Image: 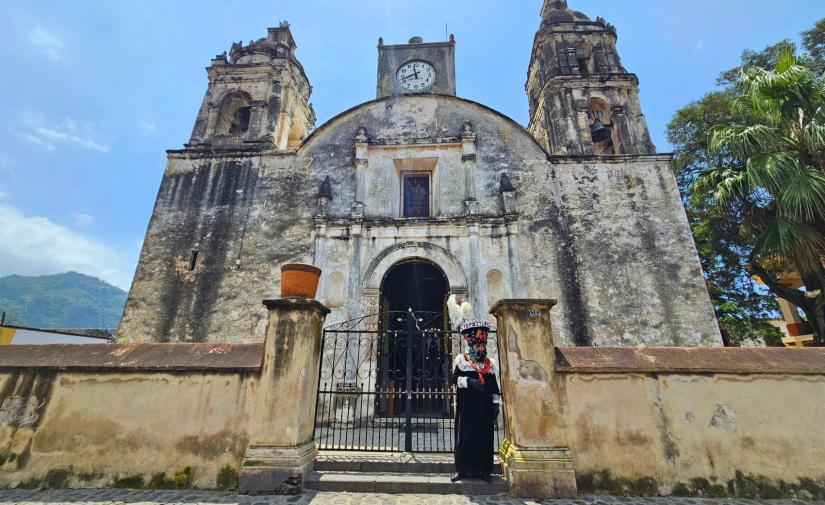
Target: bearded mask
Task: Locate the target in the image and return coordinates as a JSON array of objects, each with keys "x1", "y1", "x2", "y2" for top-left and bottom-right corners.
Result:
[
  {"x1": 468, "y1": 342, "x2": 487, "y2": 362},
  {"x1": 466, "y1": 329, "x2": 488, "y2": 362}
]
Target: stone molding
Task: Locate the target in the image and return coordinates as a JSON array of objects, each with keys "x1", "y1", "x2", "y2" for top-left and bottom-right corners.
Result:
[{"x1": 361, "y1": 241, "x2": 468, "y2": 292}]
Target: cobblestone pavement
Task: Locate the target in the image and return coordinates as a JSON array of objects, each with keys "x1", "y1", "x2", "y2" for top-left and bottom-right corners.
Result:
[{"x1": 0, "y1": 490, "x2": 821, "y2": 505}]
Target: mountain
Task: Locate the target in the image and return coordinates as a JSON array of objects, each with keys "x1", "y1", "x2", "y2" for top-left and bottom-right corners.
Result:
[{"x1": 0, "y1": 272, "x2": 127, "y2": 329}]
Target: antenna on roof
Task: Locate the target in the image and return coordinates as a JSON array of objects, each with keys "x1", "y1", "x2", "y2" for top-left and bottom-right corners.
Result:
[{"x1": 445, "y1": 23, "x2": 448, "y2": 41}]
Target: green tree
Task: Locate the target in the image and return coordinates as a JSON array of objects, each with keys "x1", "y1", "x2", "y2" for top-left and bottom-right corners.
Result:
[
  {"x1": 669, "y1": 91, "x2": 783, "y2": 346},
  {"x1": 667, "y1": 19, "x2": 825, "y2": 346},
  {"x1": 696, "y1": 52, "x2": 825, "y2": 345}
]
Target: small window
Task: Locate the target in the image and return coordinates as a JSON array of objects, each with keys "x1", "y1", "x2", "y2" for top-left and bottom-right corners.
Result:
[
  {"x1": 188, "y1": 250, "x2": 199, "y2": 271},
  {"x1": 576, "y1": 47, "x2": 589, "y2": 75},
  {"x1": 402, "y1": 174, "x2": 430, "y2": 218}
]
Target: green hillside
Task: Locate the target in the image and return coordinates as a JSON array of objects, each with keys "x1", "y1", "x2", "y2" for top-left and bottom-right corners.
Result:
[{"x1": 0, "y1": 272, "x2": 127, "y2": 328}]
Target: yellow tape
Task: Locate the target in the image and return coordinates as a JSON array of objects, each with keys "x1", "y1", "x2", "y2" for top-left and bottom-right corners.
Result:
[{"x1": 0, "y1": 327, "x2": 15, "y2": 345}]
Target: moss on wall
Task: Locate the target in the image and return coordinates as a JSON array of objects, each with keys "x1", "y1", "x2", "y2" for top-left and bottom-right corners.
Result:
[{"x1": 577, "y1": 468, "x2": 825, "y2": 500}]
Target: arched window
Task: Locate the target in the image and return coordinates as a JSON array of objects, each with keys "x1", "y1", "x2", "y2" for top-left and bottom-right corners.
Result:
[
  {"x1": 214, "y1": 91, "x2": 252, "y2": 135},
  {"x1": 230, "y1": 106, "x2": 251, "y2": 134},
  {"x1": 576, "y1": 43, "x2": 592, "y2": 75},
  {"x1": 586, "y1": 97, "x2": 615, "y2": 154}
]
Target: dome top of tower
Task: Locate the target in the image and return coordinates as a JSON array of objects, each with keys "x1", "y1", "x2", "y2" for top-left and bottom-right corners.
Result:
[{"x1": 540, "y1": 0, "x2": 590, "y2": 24}]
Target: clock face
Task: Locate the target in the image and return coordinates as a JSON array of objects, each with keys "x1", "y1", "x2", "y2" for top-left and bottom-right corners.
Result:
[{"x1": 396, "y1": 61, "x2": 436, "y2": 92}]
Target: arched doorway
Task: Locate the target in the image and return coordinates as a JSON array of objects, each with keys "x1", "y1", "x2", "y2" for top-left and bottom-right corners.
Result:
[
  {"x1": 378, "y1": 259, "x2": 450, "y2": 417},
  {"x1": 380, "y1": 259, "x2": 449, "y2": 316}
]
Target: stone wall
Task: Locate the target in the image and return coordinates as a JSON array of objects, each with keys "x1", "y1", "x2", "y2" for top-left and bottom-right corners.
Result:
[
  {"x1": 492, "y1": 299, "x2": 825, "y2": 499},
  {"x1": 0, "y1": 298, "x2": 823, "y2": 498},
  {"x1": 0, "y1": 299, "x2": 329, "y2": 493},
  {"x1": 0, "y1": 347, "x2": 260, "y2": 489},
  {"x1": 120, "y1": 94, "x2": 720, "y2": 348},
  {"x1": 516, "y1": 155, "x2": 720, "y2": 346},
  {"x1": 555, "y1": 348, "x2": 825, "y2": 498}
]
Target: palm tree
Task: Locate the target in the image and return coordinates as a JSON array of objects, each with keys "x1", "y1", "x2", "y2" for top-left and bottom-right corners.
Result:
[{"x1": 693, "y1": 52, "x2": 825, "y2": 345}]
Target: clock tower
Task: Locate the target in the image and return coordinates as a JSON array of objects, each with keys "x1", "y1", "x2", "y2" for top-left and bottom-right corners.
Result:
[{"x1": 376, "y1": 35, "x2": 456, "y2": 98}]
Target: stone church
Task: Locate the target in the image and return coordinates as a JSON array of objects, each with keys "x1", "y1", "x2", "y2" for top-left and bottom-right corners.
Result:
[{"x1": 118, "y1": 0, "x2": 721, "y2": 347}]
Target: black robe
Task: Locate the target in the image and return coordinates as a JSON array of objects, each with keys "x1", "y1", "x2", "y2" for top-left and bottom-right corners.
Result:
[{"x1": 451, "y1": 354, "x2": 500, "y2": 475}]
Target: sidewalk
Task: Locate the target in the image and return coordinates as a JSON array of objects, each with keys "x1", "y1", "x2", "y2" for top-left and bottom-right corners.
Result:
[{"x1": 0, "y1": 489, "x2": 820, "y2": 505}]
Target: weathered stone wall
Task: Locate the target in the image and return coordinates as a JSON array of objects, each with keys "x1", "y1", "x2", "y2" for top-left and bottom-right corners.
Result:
[
  {"x1": 492, "y1": 298, "x2": 824, "y2": 498},
  {"x1": 516, "y1": 155, "x2": 721, "y2": 346},
  {"x1": 120, "y1": 94, "x2": 720, "y2": 347},
  {"x1": 118, "y1": 151, "x2": 316, "y2": 343},
  {"x1": 553, "y1": 351, "x2": 825, "y2": 497},
  {"x1": 0, "y1": 299, "x2": 329, "y2": 493},
  {"x1": 0, "y1": 370, "x2": 254, "y2": 489}
]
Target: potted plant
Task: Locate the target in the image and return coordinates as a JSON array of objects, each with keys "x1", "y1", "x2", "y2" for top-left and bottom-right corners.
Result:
[{"x1": 280, "y1": 263, "x2": 322, "y2": 298}]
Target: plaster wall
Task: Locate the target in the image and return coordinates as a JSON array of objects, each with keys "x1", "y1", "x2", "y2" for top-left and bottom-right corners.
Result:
[
  {"x1": 0, "y1": 370, "x2": 256, "y2": 489},
  {"x1": 557, "y1": 371, "x2": 825, "y2": 496}
]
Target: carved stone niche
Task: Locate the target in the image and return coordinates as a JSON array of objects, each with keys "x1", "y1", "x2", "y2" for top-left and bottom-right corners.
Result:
[
  {"x1": 461, "y1": 121, "x2": 477, "y2": 162},
  {"x1": 500, "y1": 173, "x2": 517, "y2": 214},
  {"x1": 354, "y1": 127, "x2": 369, "y2": 168},
  {"x1": 316, "y1": 176, "x2": 332, "y2": 217}
]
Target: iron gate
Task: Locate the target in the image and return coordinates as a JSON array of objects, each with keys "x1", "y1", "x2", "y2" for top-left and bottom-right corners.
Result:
[{"x1": 313, "y1": 310, "x2": 504, "y2": 453}]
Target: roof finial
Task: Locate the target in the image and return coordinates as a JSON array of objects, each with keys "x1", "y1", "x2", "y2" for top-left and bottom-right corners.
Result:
[{"x1": 541, "y1": 0, "x2": 568, "y2": 17}]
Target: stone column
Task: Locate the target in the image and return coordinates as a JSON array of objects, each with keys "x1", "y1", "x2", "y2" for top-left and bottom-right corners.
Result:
[
  {"x1": 490, "y1": 299, "x2": 577, "y2": 499},
  {"x1": 240, "y1": 298, "x2": 330, "y2": 494}
]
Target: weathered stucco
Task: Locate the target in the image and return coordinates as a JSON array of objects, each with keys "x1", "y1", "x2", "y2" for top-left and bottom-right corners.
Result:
[
  {"x1": 0, "y1": 369, "x2": 256, "y2": 489},
  {"x1": 491, "y1": 299, "x2": 825, "y2": 499},
  {"x1": 118, "y1": 6, "x2": 720, "y2": 347},
  {"x1": 0, "y1": 299, "x2": 822, "y2": 497},
  {"x1": 560, "y1": 371, "x2": 825, "y2": 497},
  {"x1": 0, "y1": 299, "x2": 329, "y2": 493},
  {"x1": 119, "y1": 93, "x2": 720, "y2": 348}
]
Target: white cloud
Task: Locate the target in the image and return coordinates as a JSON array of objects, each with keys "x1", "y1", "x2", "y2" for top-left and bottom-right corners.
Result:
[
  {"x1": 695, "y1": 40, "x2": 704, "y2": 52},
  {"x1": 73, "y1": 213, "x2": 95, "y2": 227},
  {"x1": 138, "y1": 119, "x2": 156, "y2": 134},
  {"x1": 19, "y1": 112, "x2": 109, "y2": 153},
  {"x1": 28, "y1": 26, "x2": 65, "y2": 61},
  {"x1": 0, "y1": 203, "x2": 131, "y2": 289},
  {"x1": 21, "y1": 133, "x2": 55, "y2": 151}
]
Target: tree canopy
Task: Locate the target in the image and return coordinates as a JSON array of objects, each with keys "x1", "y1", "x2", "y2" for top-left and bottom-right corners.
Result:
[{"x1": 667, "y1": 19, "x2": 825, "y2": 346}]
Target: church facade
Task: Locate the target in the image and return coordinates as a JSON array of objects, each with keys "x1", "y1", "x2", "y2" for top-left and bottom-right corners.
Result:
[{"x1": 118, "y1": 0, "x2": 721, "y2": 347}]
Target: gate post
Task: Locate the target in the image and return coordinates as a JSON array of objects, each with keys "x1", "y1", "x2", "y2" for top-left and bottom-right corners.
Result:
[
  {"x1": 490, "y1": 299, "x2": 577, "y2": 499},
  {"x1": 240, "y1": 297, "x2": 330, "y2": 494}
]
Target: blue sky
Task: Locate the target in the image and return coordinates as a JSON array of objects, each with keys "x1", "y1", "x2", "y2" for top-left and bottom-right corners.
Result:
[{"x1": 0, "y1": 0, "x2": 822, "y2": 290}]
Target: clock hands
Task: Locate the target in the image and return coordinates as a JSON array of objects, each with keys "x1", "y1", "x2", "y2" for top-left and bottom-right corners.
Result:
[{"x1": 400, "y1": 69, "x2": 420, "y2": 81}]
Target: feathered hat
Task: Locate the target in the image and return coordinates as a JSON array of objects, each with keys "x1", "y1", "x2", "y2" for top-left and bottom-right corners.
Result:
[{"x1": 447, "y1": 294, "x2": 490, "y2": 336}]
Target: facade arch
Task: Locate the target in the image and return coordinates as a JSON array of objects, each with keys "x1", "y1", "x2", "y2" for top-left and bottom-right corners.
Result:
[{"x1": 362, "y1": 241, "x2": 468, "y2": 295}]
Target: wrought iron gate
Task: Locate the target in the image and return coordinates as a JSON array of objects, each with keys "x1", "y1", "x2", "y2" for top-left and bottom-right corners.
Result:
[{"x1": 313, "y1": 310, "x2": 503, "y2": 453}]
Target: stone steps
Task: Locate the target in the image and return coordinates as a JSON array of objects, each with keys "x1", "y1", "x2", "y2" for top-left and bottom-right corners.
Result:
[
  {"x1": 316, "y1": 457, "x2": 502, "y2": 474},
  {"x1": 308, "y1": 451, "x2": 507, "y2": 494},
  {"x1": 304, "y1": 470, "x2": 508, "y2": 494}
]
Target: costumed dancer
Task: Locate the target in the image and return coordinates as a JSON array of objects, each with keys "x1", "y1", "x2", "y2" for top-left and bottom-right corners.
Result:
[{"x1": 447, "y1": 294, "x2": 501, "y2": 483}]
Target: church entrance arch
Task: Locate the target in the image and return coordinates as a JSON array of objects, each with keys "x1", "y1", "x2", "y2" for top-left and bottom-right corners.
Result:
[
  {"x1": 379, "y1": 258, "x2": 449, "y2": 320},
  {"x1": 313, "y1": 256, "x2": 504, "y2": 453}
]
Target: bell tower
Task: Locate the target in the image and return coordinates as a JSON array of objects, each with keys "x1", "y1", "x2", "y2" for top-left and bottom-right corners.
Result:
[
  {"x1": 526, "y1": 0, "x2": 655, "y2": 155},
  {"x1": 187, "y1": 22, "x2": 315, "y2": 151}
]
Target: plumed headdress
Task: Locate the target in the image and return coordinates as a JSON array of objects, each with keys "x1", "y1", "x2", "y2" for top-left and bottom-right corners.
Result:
[{"x1": 447, "y1": 294, "x2": 490, "y2": 337}]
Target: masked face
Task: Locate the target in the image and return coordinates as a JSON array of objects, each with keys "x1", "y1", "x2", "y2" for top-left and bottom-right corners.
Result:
[
  {"x1": 467, "y1": 329, "x2": 489, "y2": 362},
  {"x1": 470, "y1": 341, "x2": 487, "y2": 361}
]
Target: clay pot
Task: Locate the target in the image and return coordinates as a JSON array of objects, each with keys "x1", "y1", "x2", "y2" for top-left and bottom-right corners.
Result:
[{"x1": 280, "y1": 263, "x2": 322, "y2": 298}]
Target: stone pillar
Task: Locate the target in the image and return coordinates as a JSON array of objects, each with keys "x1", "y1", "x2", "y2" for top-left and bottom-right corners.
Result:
[
  {"x1": 490, "y1": 299, "x2": 577, "y2": 499},
  {"x1": 240, "y1": 298, "x2": 330, "y2": 494}
]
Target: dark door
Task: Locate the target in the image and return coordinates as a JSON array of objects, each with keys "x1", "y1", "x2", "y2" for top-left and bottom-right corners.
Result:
[{"x1": 378, "y1": 260, "x2": 449, "y2": 416}]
